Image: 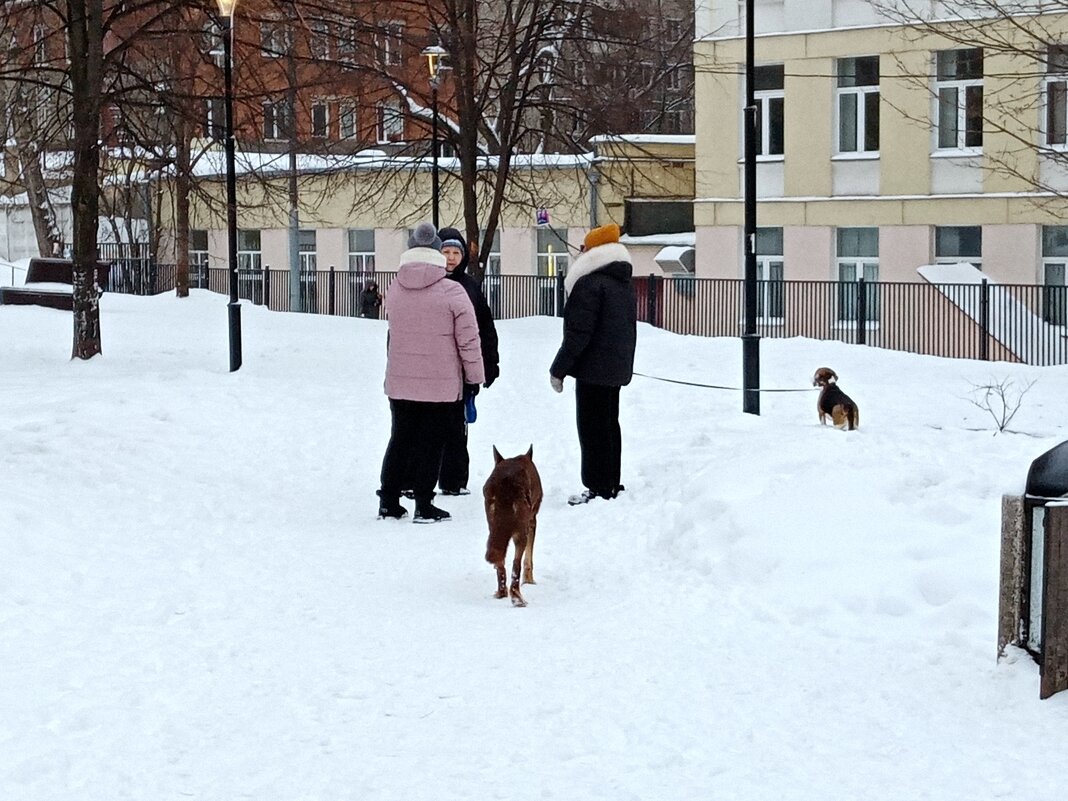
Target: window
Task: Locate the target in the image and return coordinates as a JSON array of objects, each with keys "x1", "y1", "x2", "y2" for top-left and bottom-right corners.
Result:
[
  {"x1": 260, "y1": 20, "x2": 290, "y2": 58},
  {"x1": 263, "y1": 100, "x2": 292, "y2": 140},
  {"x1": 339, "y1": 102, "x2": 357, "y2": 139},
  {"x1": 205, "y1": 97, "x2": 225, "y2": 140},
  {"x1": 376, "y1": 22, "x2": 404, "y2": 66},
  {"x1": 237, "y1": 230, "x2": 261, "y2": 271},
  {"x1": 537, "y1": 227, "x2": 569, "y2": 276},
  {"x1": 237, "y1": 229, "x2": 263, "y2": 303},
  {"x1": 33, "y1": 25, "x2": 48, "y2": 64},
  {"x1": 935, "y1": 225, "x2": 982, "y2": 267},
  {"x1": 837, "y1": 56, "x2": 879, "y2": 154},
  {"x1": 480, "y1": 228, "x2": 503, "y2": 276},
  {"x1": 936, "y1": 48, "x2": 983, "y2": 150},
  {"x1": 1042, "y1": 226, "x2": 1068, "y2": 325},
  {"x1": 339, "y1": 103, "x2": 357, "y2": 139},
  {"x1": 667, "y1": 65, "x2": 683, "y2": 91},
  {"x1": 189, "y1": 229, "x2": 209, "y2": 288},
  {"x1": 299, "y1": 230, "x2": 318, "y2": 310},
  {"x1": 836, "y1": 227, "x2": 879, "y2": 322},
  {"x1": 336, "y1": 23, "x2": 357, "y2": 65},
  {"x1": 376, "y1": 100, "x2": 404, "y2": 142},
  {"x1": 348, "y1": 229, "x2": 376, "y2": 272},
  {"x1": 310, "y1": 18, "x2": 331, "y2": 60},
  {"x1": 753, "y1": 65, "x2": 785, "y2": 157},
  {"x1": 1045, "y1": 45, "x2": 1068, "y2": 146},
  {"x1": 755, "y1": 227, "x2": 784, "y2": 321},
  {"x1": 311, "y1": 101, "x2": 329, "y2": 138},
  {"x1": 298, "y1": 229, "x2": 317, "y2": 272},
  {"x1": 202, "y1": 20, "x2": 224, "y2": 62}
]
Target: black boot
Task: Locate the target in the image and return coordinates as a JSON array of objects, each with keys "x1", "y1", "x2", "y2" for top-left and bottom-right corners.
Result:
[
  {"x1": 414, "y1": 501, "x2": 451, "y2": 524},
  {"x1": 377, "y1": 490, "x2": 408, "y2": 520}
]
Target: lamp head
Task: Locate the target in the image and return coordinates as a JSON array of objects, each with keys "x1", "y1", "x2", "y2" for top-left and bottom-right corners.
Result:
[
  {"x1": 421, "y1": 43, "x2": 447, "y2": 79},
  {"x1": 217, "y1": 0, "x2": 237, "y2": 16}
]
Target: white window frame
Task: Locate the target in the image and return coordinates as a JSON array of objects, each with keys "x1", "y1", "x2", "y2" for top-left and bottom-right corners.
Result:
[
  {"x1": 298, "y1": 230, "x2": 317, "y2": 273},
  {"x1": 311, "y1": 100, "x2": 329, "y2": 138},
  {"x1": 753, "y1": 65, "x2": 784, "y2": 160},
  {"x1": 205, "y1": 97, "x2": 225, "y2": 140},
  {"x1": 836, "y1": 228, "x2": 880, "y2": 325},
  {"x1": 263, "y1": 100, "x2": 291, "y2": 141},
  {"x1": 836, "y1": 56, "x2": 880, "y2": 155},
  {"x1": 1045, "y1": 45, "x2": 1068, "y2": 148},
  {"x1": 376, "y1": 100, "x2": 404, "y2": 143},
  {"x1": 336, "y1": 23, "x2": 357, "y2": 66},
  {"x1": 377, "y1": 21, "x2": 404, "y2": 66},
  {"x1": 348, "y1": 229, "x2": 376, "y2": 272},
  {"x1": 259, "y1": 20, "x2": 290, "y2": 58},
  {"x1": 756, "y1": 255, "x2": 784, "y2": 323},
  {"x1": 339, "y1": 101, "x2": 357, "y2": 139},
  {"x1": 935, "y1": 49, "x2": 983, "y2": 152},
  {"x1": 309, "y1": 18, "x2": 331, "y2": 60},
  {"x1": 189, "y1": 229, "x2": 210, "y2": 285},
  {"x1": 537, "y1": 228, "x2": 569, "y2": 277}
]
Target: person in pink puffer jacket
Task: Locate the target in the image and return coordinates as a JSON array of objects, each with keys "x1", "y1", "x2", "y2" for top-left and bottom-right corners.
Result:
[{"x1": 377, "y1": 222, "x2": 485, "y2": 524}]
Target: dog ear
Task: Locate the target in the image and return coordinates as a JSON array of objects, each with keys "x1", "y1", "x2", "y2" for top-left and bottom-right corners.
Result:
[
  {"x1": 525, "y1": 444, "x2": 533, "y2": 459},
  {"x1": 493, "y1": 446, "x2": 503, "y2": 464}
]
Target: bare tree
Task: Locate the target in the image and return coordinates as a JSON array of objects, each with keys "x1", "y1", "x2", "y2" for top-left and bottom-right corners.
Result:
[{"x1": 871, "y1": 1, "x2": 1068, "y2": 200}]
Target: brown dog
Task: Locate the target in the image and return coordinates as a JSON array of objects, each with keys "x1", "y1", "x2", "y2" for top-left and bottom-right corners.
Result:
[
  {"x1": 812, "y1": 367, "x2": 859, "y2": 430},
  {"x1": 483, "y1": 445, "x2": 543, "y2": 607}
]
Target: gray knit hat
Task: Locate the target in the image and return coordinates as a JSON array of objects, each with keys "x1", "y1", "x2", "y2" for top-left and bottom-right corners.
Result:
[{"x1": 408, "y1": 221, "x2": 442, "y2": 251}]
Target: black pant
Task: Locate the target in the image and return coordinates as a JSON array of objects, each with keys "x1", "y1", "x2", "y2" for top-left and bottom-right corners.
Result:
[
  {"x1": 438, "y1": 402, "x2": 469, "y2": 491},
  {"x1": 575, "y1": 380, "x2": 622, "y2": 495},
  {"x1": 380, "y1": 399, "x2": 458, "y2": 504}
]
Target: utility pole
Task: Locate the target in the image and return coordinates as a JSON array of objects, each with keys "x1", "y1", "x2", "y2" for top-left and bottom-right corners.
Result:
[{"x1": 742, "y1": 0, "x2": 760, "y2": 414}]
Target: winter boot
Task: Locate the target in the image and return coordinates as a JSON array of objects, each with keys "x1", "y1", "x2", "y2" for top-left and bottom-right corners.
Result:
[
  {"x1": 413, "y1": 501, "x2": 451, "y2": 524},
  {"x1": 376, "y1": 490, "x2": 408, "y2": 520}
]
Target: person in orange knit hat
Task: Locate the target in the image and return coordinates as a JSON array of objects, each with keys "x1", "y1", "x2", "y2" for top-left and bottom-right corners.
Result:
[{"x1": 548, "y1": 223, "x2": 637, "y2": 505}]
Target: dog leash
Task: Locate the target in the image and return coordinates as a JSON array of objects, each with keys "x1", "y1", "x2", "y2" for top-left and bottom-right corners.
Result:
[{"x1": 633, "y1": 371, "x2": 818, "y2": 392}]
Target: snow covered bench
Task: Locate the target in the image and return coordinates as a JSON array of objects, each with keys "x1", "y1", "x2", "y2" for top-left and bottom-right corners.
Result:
[{"x1": 0, "y1": 258, "x2": 110, "y2": 312}]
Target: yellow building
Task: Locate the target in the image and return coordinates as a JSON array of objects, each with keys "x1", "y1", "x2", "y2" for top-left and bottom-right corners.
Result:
[
  {"x1": 694, "y1": 1, "x2": 1068, "y2": 293},
  {"x1": 162, "y1": 135, "x2": 694, "y2": 281}
]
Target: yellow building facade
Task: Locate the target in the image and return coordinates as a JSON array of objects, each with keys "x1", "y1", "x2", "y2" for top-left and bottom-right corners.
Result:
[{"x1": 694, "y1": 1, "x2": 1068, "y2": 289}]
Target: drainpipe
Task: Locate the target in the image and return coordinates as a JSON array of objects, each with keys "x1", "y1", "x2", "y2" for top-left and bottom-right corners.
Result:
[{"x1": 588, "y1": 164, "x2": 599, "y2": 230}]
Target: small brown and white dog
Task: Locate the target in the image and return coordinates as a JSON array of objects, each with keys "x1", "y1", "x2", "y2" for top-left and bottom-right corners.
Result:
[
  {"x1": 483, "y1": 446, "x2": 543, "y2": 607},
  {"x1": 812, "y1": 367, "x2": 860, "y2": 430}
]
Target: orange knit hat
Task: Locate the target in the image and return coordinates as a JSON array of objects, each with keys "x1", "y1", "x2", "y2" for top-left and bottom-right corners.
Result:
[{"x1": 583, "y1": 223, "x2": 621, "y2": 252}]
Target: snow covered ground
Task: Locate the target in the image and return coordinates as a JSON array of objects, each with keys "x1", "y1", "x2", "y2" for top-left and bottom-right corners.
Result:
[{"x1": 2, "y1": 291, "x2": 1067, "y2": 800}]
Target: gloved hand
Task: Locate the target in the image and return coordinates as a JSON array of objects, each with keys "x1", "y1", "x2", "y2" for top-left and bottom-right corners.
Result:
[
  {"x1": 483, "y1": 375, "x2": 496, "y2": 389},
  {"x1": 550, "y1": 374, "x2": 564, "y2": 394},
  {"x1": 464, "y1": 382, "x2": 480, "y2": 398}
]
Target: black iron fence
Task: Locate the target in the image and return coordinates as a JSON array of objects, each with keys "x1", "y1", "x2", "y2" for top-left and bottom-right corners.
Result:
[{"x1": 101, "y1": 260, "x2": 1068, "y2": 366}]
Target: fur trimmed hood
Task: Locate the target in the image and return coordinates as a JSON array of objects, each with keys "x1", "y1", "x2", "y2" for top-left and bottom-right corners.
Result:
[{"x1": 564, "y1": 242, "x2": 632, "y2": 295}]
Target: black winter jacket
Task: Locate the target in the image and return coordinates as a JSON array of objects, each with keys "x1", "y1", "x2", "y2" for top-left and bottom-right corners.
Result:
[
  {"x1": 549, "y1": 242, "x2": 636, "y2": 386},
  {"x1": 439, "y1": 232, "x2": 501, "y2": 387}
]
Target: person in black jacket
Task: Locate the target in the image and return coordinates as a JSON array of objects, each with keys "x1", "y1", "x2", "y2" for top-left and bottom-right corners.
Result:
[
  {"x1": 549, "y1": 223, "x2": 637, "y2": 505},
  {"x1": 358, "y1": 280, "x2": 382, "y2": 318},
  {"x1": 436, "y1": 226, "x2": 500, "y2": 495}
]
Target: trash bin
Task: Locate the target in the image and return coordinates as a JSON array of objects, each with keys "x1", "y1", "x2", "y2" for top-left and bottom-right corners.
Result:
[{"x1": 999, "y1": 440, "x2": 1068, "y2": 699}]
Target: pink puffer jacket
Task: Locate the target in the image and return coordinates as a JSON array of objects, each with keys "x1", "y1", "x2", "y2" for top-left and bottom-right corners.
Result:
[{"x1": 383, "y1": 247, "x2": 486, "y2": 401}]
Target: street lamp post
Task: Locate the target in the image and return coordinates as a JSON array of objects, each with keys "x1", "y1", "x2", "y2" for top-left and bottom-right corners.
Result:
[
  {"x1": 422, "y1": 44, "x2": 447, "y2": 228},
  {"x1": 742, "y1": 0, "x2": 760, "y2": 414},
  {"x1": 219, "y1": 0, "x2": 242, "y2": 372}
]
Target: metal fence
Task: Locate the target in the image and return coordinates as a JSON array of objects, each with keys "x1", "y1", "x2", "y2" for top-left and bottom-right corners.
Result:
[{"x1": 101, "y1": 259, "x2": 1068, "y2": 366}]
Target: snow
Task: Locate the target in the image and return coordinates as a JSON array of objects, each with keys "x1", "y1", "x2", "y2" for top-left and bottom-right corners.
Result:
[{"x1": 2, "y1": 292, "x2": 1068, "y2": 800}]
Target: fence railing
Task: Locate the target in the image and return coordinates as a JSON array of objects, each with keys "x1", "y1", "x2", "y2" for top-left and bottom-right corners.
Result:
[{"x1": 101, "y1": 260, "x2": 1068, "y2": 366}]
